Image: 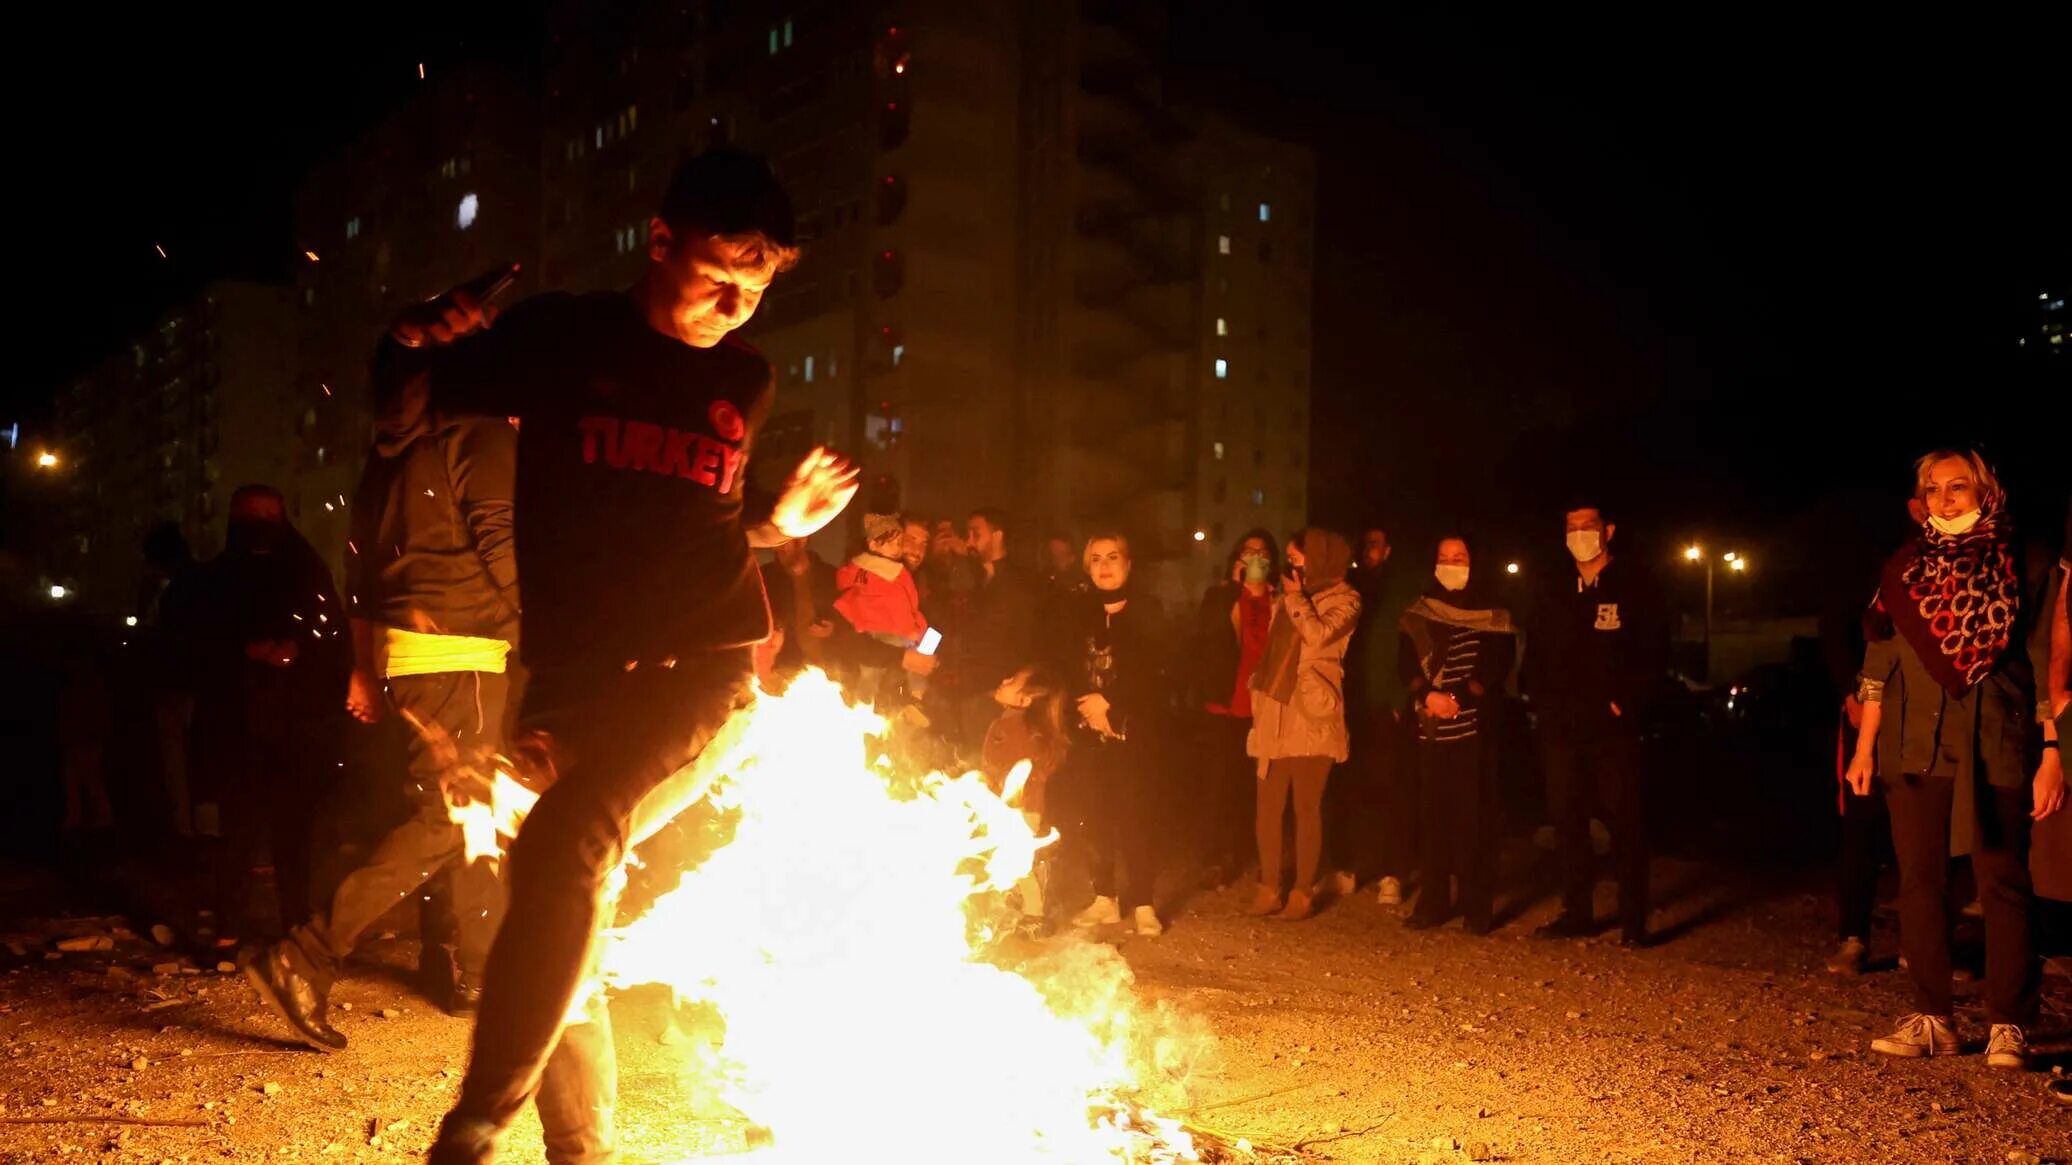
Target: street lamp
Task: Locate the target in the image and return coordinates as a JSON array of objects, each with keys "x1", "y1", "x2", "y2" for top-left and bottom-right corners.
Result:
[
  {"x1": 1505, "y1": 561, "x2": 1521, "y2": 575},
  {"x1": 1682, "y1": 546, "x2": 1748, "y2": 680},
  {"x1": 35, "y1": 450, "x2": 58, "y2": 469}
]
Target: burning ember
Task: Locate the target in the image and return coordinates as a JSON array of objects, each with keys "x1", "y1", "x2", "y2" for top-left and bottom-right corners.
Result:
[{"x1": 454, "y1": 670, "x2": 1230, "y2": 1163}]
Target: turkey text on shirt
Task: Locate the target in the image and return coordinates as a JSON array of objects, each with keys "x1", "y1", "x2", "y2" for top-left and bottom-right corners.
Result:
[{"x1": 578, "y1": 415, "x2": 744, "y2": 493}]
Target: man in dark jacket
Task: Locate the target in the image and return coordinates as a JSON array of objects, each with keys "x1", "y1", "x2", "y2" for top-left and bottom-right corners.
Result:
[
  {"x1": 190, "y1": 486, "x2": 352, "y2": 946},
  {"x1": 246, "y1": 151, "x2": 857, "y2": 1164},
  {"x1": 245, "y1": 401, "x2": 521, "y2": 1048},
  {"x1": 1529, "y1": 501, "x2": 1667, "y2": 945},
  {"x1": 950, "y1": 507, "x2": 1039, "y2": 752},
  {"x1": 1342, "y1": 525, "x2": 1424, "y2": 902}
]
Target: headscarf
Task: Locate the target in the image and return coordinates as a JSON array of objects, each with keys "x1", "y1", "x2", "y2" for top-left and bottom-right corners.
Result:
[
  {"x1": 1869, "y1": 501, "x2": 2020, "y2": 696},
  {"x1": 1254, "y1": 528, "x2": 1353, "y2": 703}
]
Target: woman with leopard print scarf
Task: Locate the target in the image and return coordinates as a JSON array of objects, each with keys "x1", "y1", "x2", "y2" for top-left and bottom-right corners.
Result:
[{"x1": 1846, "y1": 449, "x2": 2048, "y2": 1074}]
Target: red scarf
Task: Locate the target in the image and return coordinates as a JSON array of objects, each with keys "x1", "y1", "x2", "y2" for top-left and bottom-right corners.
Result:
[{"x1": 1870, "y1": 506, "x2": 2019, "y2": 697}]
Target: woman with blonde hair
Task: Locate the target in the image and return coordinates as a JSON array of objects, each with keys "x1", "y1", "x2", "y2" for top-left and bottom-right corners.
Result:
[{"x1": 1846, "y1": 448, "x2": 2045, "y2": 1071}]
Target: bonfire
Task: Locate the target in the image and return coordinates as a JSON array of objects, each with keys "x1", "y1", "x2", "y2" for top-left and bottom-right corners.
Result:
[{"x1": 454, "y1": 670, "x2": 1263, "y2": 1163}]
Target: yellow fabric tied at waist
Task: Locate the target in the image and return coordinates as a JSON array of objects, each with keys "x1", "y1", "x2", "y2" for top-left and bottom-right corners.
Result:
[{"x1": 383, "y1": 627, "x2": 510, "y2": 677}]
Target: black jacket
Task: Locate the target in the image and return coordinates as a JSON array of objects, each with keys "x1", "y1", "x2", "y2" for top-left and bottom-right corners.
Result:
[
  {"x1": 1188, "y1": 580, "x2": 1246, "y2": 711},
  {"x1": 347, "y1": 412, "x2": 519, "y2": 643},
  {"x1": 954, "y1": 561, "x2": 1040, "y2": 695},
  {"x1": 1527, "y1": 557, "x2": 1668, "y2": 724},
  {"x1": 1053, "y1": 589, "x2": 1173, "y2": 745}
]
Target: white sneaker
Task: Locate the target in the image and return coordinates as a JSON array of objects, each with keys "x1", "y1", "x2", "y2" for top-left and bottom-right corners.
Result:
[
  {"x1": 1071, "y1": 896, "x2": 1120, "y2": 928},
  {"x1": 1870, "y1": 1013, "x2": 1959, "y2": 1058},
  {"x1": 1328, "y1": 870, "x2": 1357, "y2": 898},
  {"x1": 1131, "y1": 906, "x2": 1163, "y2": 937},
  {"x1": 1376, "y1": 876, "x2": 1403, "y2": 906},
  {"x1": 1985, "y1": 1024, "x2": 2029, "y2": 1070}
]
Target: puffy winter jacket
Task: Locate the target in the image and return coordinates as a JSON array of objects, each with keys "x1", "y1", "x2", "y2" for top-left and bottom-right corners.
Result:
[{"x1": 1247, "y1": 580, "x2": 1361, "y2": 764}]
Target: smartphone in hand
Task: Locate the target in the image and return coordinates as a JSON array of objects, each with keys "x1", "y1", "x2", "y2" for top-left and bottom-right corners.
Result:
[{"x1": 917, "y1": 627, "x2": 943, "y2": 657}]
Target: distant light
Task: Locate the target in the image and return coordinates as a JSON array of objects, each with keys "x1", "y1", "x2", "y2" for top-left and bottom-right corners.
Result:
[
  {"x1": 1258, "y1": 202, "x2": 1271, "y2": 223},
  {"x1": 418, "y1": 62, "x2": 426, "y2": 80},
  {"x1": 1722, "y1": 551, "x2": 1739, "y2": 563},
  {"x1": 36, "y1": 450, "x2": 58, "y2": 469},
  {"x1": 321, "y1": 383, "x2": 332, "y2": 397},
  {"x1": 457, "y1": 192, "x2": 479, "y2": 230},
  {"x1": 1684, "y1": 544, "x2": 1702, "y2": 561},
  {"x1": 154, "y1": 243, "x2": 167, "y2": 259},
  {"x1": 124, "y1": 616, "x2": 139, "y2": 627},
  {"x1": 1214, "y1": 358, "x2": 1228, "y2": 379},
  {"x1": 1729, "y1": 558, "x2": 1747, "y2": 572},
  {"x1": 324, "y1": 502, "x2": 335, "y2": 512},
  {"x1": 1193, "y1": 530, "x2": 1207, "y2": 542},
  {"x1": 304, "y1": 250, "x2": 321, "y2": 262},
  {"x1": 1505, "y1": 562, "x2": 1520, "y2": 575},
  {"x1": 48, "y1": 585, "x2": 67, "y2": 601}
]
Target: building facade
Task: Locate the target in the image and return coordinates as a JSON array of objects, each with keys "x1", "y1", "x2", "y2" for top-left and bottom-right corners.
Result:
[{"x1": 46, "y1": 280, "x2": 297, "y2": 612}]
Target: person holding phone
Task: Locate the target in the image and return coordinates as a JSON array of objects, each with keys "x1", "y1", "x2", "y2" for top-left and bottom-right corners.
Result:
[
  {"x1": 1247, "y1": 529, "x2": 1361, "y2": 921},
  {"x1": 833, "y1": 512, "x2": 934, "y2": 706}
]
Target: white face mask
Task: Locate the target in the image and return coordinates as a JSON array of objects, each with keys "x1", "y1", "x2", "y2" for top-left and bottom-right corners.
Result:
[
  {"x1": 1434, "y1": 564, "x2": 1470, "y2": 592},
  {"x1": 1928, "y1": 509, "x2": 1981, "y2": 536},
  {"x1": 1565, "y1": 530, "x2": 1604, "y2": 563}
]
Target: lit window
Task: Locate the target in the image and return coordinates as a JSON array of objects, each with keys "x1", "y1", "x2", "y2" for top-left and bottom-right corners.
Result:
[
  {"x1": 1259, "y1": 202, "x2": 1271, "y2": 223},
  {"x1": 783, "y1": 18, "x2": 794, "y2": 46},
  {"x1": 1217, "y1": 235, "x2": 1230, "y2": 255},
  {"x1": 595, "y1": 126, "x2": 604, "y2": 149},
  {"x1": 891, "y1": 344, "x2": 906, "y2": 366},
  {"x1": 1215, "y1": 317, "x2": 1227, "y2": 336},
  {"x1": 345, "y1": 217, "x2": 361, "y2": 239},
  {"x1": 769, "y1": 26, "x2": 779, "y2": 54},
  {"x1": 457, "y1": 193, "x2": 479, "y2": 230},
  {"x1": 1251, "y1": 488, "x2": 1266, "y2": 506},
  {"x1": 1214, "y1": 358, "x2": 1228, "y2": 379},
  {"x1": 1212, "y1": 441, "x2": 1225, "y2": 460},
  {"x1": 803, "y1": 355, "x2": 815, "y2": 383}
]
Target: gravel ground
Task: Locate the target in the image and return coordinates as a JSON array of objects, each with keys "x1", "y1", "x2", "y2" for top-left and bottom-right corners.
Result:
[{"x1": 2, "y1": 859, "x2": 2067, "y2": 1164}]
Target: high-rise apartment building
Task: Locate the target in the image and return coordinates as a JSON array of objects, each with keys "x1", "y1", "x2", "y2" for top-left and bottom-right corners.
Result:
[
  {"x1": 46, "y1": 281, "x2": 298, "y2": 610},
  {"x1": 538, "y1": 0, "x2": 1313, "y2": 599}
]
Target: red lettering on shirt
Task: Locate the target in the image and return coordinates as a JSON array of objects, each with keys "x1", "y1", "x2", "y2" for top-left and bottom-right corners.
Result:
[
  {"x1": 622, "y1": 421, "x2": 666, "y2": 473},
  {"x1": 687, "y1": 436, "x2": 723, "y2": 487},
  {"x1": 579, "y1": 416, "x2": 619, "y2": 465},
  {"x1": 658, "y1": 427, "x2": 697, "y2": 478}
]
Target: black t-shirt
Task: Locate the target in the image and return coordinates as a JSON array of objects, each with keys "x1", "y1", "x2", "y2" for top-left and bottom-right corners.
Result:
[{"x1": 380, "y1": 292, "x2": 776, "y2": 671}]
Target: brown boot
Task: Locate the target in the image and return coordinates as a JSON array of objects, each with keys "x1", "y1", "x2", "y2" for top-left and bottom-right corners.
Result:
[
  {"x1": 1275, "y1": 890, "x2": 1315, "y2": 921},
  {"x1": 1246, "y1": 885, "x2": 1283, "y2": 916}
]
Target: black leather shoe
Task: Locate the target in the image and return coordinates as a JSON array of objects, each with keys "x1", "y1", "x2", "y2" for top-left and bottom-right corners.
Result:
[
  {"x1": 1532, "y1": 912, "x2": 1597, "y2": 940},
  {"x1": 448, "y1": 974, "x2": 484, "y2": 1018},
  {"x1": 241, "y1": 942, "x2": 347, "y2": 1052}
]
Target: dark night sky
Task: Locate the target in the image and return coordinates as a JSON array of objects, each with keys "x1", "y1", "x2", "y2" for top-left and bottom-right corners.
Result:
[{"x1": 17, "y1": 6, "x2": 2069, "y2": 609}]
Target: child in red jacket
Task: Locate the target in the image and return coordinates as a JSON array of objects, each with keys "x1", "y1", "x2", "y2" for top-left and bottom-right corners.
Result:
[{"x1": 835, "y1": 513, "x2": 930, "y2": 703}]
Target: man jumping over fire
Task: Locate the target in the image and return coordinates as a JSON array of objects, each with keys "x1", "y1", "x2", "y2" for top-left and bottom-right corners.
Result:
[{"x1": 258, "y1": 150, "x2": 853, "y2": 1164}]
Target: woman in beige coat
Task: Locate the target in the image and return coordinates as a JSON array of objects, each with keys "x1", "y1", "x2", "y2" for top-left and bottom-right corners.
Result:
[{"x1": 1248, "y1": 528, "x2": 1361, "y2": 920}]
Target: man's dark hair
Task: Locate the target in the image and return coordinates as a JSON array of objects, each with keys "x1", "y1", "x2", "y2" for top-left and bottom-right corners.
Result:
[
  {"x1": 1562, "y1": 496, "x2": 1610, "y2": 520},
  {"x1": 970, "y1": 507, "x2": 1012, "y2": 545},
  {"x1": 659, "y1": 149, "x2": 798, "y2": 258}
]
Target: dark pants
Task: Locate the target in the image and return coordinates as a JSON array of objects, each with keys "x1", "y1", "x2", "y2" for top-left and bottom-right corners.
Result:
[
  {"x1": 1542, "y1": 713, "x2": 1648, "y2": 935},
  {"x1": 1414, "y1": 734, "x2": 1497, "y2": 926},
  {"x1": 438, "y1": 652, "x2": 753, "y2": 1165},
  {"x1": 200, "y1": 691, "x2": 340, "y2": 938},
  {"x1": 1256, "y1": 756, "x2": 1333, "y2": 895},
  {"x1": 291, "y1": 671, "x2": 510, "y2": 991},
  {"x1": 1355, "y1": 709, "x2": 1416, "y2": 880},
  {"x1": 1885, "y1": 773, "x2": 2038, "y2": 1024},
  {"x1": 1062, "y1": 740, "x2": 1161, "y2": 913},
  {"x1": 1195, "y1": 712, "x2": 1255, "y2": 881},
  {"x1": 1838, "y1": 781, "x2": 1893, "y2": 941}
]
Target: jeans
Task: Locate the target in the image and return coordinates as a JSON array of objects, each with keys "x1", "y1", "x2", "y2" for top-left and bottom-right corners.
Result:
[
  {"x1": 290, "y1": 670, "x2": 510, "y2": 990},
  {"x1": 436, "y1": 650, "x2": 753, "y2": 1165},
  {"x1": 1414, "y1": 734, "x2": 1497, "y2": 925},
  {"x1": 1885, "y1": 772, "x2": 2038, "y2": 1024},
  {"x1": 1542, "y1": 713, "x2": 1648, "y2": 935}
]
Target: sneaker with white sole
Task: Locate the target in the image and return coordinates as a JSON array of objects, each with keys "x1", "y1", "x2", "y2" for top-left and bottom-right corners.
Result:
[
  {"x1": 1376, "y1": 876, "x2": 1403, "y2": 906},
  {"x1": 1984, "y1": 1024, "x2": 2029, "y2": 1070},
  {"x1": 1870, "y1": 1013, "x2": 1959, "y2": 1058},
  {"x1": 1071, "y1": 895, "x2": 1120, "y2": 928},
  {"x1": 1131, "y1": 906, "x2": 1163, "y2": 937},
  {"x1": 1327, "y1": 870, "x2": 1357, "y2": 898}
]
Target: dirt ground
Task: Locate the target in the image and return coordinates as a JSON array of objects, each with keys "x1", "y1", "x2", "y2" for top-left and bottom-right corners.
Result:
[{"x1": 2, "y1": 859, "x2": 2068, "y2": 1165}]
